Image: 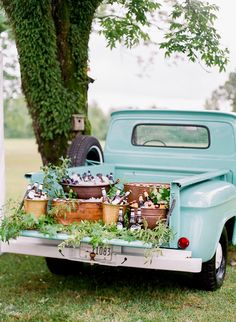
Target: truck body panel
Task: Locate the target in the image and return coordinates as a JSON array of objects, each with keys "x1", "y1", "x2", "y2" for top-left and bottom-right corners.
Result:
[{"x1": 1, "y1": 109, "x2": 236, "y2": 279}]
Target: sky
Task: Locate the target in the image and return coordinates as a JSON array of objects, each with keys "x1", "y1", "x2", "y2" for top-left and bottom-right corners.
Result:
[{"x1": 88, "y1": 0, "x2": 236, "y2": 114}]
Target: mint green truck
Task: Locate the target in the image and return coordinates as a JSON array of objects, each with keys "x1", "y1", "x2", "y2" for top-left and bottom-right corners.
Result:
[{"x1": 1, "y1": 109, "x2": 236, "y2": 291}]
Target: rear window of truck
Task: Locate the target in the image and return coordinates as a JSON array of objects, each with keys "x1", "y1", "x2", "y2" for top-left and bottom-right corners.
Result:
[{"x1": 132, "y1": 124, "x2": 210, "y2": 148}]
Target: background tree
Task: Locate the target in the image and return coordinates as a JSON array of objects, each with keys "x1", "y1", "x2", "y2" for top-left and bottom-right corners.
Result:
[
  {"x1": 4, "y1": 97, "x2": 34, "y2": 138},
  {"x1": 0, "y1": 10, "x2": 21, "y2": 101},
  {"x1": 0, "y1": 0, "x2": 229, "y2": 164},
  {"x1": 205, "y1": 71, "x2": 236, "y2": 112},
  {"x1": 88, "y1": 102, "x2": 109, "y2": 141}
]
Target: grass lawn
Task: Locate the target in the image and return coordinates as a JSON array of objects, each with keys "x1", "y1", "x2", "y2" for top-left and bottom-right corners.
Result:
[
  {"x1": 1, "y1": 139, "x2": 236, "y2": 322},
  {"x1": 4, "y1": 139, "x2": 42, "y2": 200}
]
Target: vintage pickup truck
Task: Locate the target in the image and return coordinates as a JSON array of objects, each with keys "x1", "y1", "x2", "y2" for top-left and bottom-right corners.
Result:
[{"x1": 1, "y1": 109, "x2": 236, "y2": 291}]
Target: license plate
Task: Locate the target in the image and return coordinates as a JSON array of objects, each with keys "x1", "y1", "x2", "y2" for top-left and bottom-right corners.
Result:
[{"x1": 79, "y1": 244, "x2": 112, "y2": 261}]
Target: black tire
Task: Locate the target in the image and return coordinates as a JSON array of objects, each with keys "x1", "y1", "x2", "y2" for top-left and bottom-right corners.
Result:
[
  {"x1": 194, "y1": 227, "x2": 228, "y2": 291},
  {"x1": 45, "y1": 257, "x2": 84, "y2": 275},
  {"x1": 67, "y1": 134, "x2": 104, "y2": 167}
]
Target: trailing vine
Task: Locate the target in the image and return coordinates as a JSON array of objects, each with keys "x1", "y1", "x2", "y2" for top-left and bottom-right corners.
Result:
[{"x1": 0, "y1": 201, "x2": 174, "y2": 253}]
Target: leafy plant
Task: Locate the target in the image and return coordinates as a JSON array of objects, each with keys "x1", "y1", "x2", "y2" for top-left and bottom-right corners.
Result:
[
  {"x1": 149, "y1": 186, "x2": 170, "y2": 205},
  {"x1": 0, "y1": 201, "x2": 62, "y2": 242},
  {"x1": 41, "y1": 157, "x2": 71, "y2": 198},
  {"x1": 66, "y1": 189, "x2": 78, "y2": 199},
  {"x1": 49, "y1": 199, "x2": 79, "y2": 220},
  {"x1": 106, "y1": 179, "x2": 127, "y2": 201},
  {"x1": 0, "y1": 200, "x2": 174, "y2": 255},
  {"x1": 58, "y1": 220, "x2": 174, "y2": 251}
]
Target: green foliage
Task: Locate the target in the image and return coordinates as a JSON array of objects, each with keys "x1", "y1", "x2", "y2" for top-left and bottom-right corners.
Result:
[
  {"x1": 0, "y1": 7, "x2": 8, "y2": 33},
  {"x1": 6, "y1": 1, "x2": 78, "y2": 140},
  {"x1": 0, "y1": 200, "x2": 59, "y2": 242},
  {"x1": 58, "y1": 219, "x2": 174, "y2": 250},
  {"x1": 150, "y1": 186, "x2": 170, "y2": 205},
  {"x1": 41, "y1": 157, "x2": 71, "y2": 198},
  {"x1": 88, "y1": 103, "x2": 109, "y2": 140},
  {"x1": 0, "y1": 200, "x2": 173, "y2": 252},
  {"x1": 4, "y1": 97, "x2": 34, "y2": 138},
  {"x1": 205, "y1": 70, "x2": 236, "y2": 112},
  {"x1": 160, "y1": 0, "x2": 229, "y2": 71},
  {"x1": 98, "y1": 0, "x2": 160, "y2": 48},
  {"x1": 0, "y1": 0, "x2": 99, "y2": 163}
]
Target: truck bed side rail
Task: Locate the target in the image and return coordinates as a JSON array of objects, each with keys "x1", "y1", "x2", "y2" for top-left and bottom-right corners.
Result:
[{"x1": 172, "y1": 169, "x2": 232, "y2": 189}]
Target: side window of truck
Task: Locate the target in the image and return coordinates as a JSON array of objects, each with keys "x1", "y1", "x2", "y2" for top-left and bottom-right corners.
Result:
[{"x1": 132, "y1": 124, "x2": 210, "y2": 148}]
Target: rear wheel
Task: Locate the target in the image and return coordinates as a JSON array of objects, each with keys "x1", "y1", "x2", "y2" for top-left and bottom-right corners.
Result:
[
  {"x1": 195, "y1": 227, "x2": 228, "y2": 291},
  {"x1": 67, "y1": 134, "x2": 104, "y2": 166}
]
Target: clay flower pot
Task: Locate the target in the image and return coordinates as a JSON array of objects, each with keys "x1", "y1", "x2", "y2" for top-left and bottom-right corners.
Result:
[
  {"x1": 52, "y1": 199, "x2": 103, "y2": 225},
  {"x1": 124, "y1": 182, "x2": 170, "y2": 203},
  {"x1": 102, "y1": 203, "x2": 128, "y2": 225},
  {"x1": 51, "y1": 199, "x2": 80, "y2": 225},
  {"x1": 78, "y1": 200, "x2": 102, "y2": 222},
  {"x1": 24, "y1": 199, "x2": 48, "y2": 219},
  {"x1": 141, "y1": 208, "x2": 167, "y2": 229}
]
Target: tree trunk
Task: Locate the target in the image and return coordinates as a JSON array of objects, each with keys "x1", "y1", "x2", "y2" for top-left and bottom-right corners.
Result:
[{"x1": 1, "y1": 0, "x2": 102, "y2": 164}]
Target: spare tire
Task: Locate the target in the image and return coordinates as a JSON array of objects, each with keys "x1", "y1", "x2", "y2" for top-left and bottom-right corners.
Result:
[{"x1": 67, "y1": 134, "x2": 104, "y2": 167}]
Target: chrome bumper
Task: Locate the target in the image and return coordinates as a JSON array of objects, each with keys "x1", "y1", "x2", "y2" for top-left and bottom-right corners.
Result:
[{"x1": 0, "y1": 235, "x2": 202, "y2": 273}]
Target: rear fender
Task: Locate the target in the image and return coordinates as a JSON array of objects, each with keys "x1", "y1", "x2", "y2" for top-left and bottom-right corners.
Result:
[{"x1": 178, "y1": 180, "x2": 236, "y2": 261}]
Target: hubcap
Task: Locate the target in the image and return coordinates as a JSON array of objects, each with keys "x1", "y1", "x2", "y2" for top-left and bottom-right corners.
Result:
[{"x1": 215, "y1": 242, "x2": 223, "y2": 270}]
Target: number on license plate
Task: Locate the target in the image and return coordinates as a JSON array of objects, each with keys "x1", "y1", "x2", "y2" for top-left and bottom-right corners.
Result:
[
  {"x1": 94, "y1": 246, "x2": 112, "y2": 257},
  {"x1": 79, "y1": 245, "x2": 112, "y2": 261}
]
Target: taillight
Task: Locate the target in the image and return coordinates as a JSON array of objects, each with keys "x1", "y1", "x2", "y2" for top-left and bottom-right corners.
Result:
[{"x1": 178, "y1": 237, "x2": 189, "y2": 249}]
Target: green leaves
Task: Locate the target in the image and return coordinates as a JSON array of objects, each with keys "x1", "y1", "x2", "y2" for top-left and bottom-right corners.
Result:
[
  {"x1": 0, "y1": 200, "x2": 173, "y2": 252},
  {"x1": 160, "y1": 0, "x2": 229, "y2": 71},
  {"x1": 41, "y1": 157, "x2": 71, "y2": 198},
  {"x1": 98, "y1": 0, "x2": 160, "y2": 48},
  {"x1": 99, "y1": 0, "x2": 229, "y2": 71},
  {"x1": 150, "y1": 186, "x2": 170, "y2": 205},
  {"x1": 205, "y1": 71, "x2": 236, "y2": 112},
  {"x1": 59, "y1": 219, "x2": 173, "y2": 250},
  {"x1": 99, "y1": 16, "x2": 149, "y2": 48}
]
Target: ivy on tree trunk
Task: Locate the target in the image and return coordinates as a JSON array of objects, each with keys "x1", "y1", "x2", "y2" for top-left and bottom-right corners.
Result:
[{"x1": 1, "y1": 0, "x2": 102, "y2": 164}]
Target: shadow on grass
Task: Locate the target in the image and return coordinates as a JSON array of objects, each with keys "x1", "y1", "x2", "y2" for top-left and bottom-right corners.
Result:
[{"x1": 45, "y1": 260, "x2": 195, "y2": 293}]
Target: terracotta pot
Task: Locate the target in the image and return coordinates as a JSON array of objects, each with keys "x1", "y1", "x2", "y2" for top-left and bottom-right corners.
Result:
[
  {"x1": 52, "y1": 199, "x2": 103, "y2": 225},
  {"x1": 78, "y1": 201, "x2": 102, "y2": 221},
  {"x1": 141, "y1": 207, "x2": 167, "y2": 229},
  {"x1": 52, "y1": 199, "x2": 80, "y2": 225},
  {"x1": 61, "y1": 183, "x2": 111, "y2": 199},
  {"x1": 24, "y1": 199, "x2": 48, "y2": 219},
  {"x1": 124, "y1": 182, "x2": 170, "y2": 203},
  {"x1": 102, "y1": 203, "x2": 128, "y2": 225}
]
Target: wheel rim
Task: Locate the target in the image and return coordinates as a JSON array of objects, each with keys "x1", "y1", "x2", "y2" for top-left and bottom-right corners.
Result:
[
  {"x1": 215, "y1": 242, "x2": 223, "y2": 270},
  {"x1": 85, "y1": 145, "x2": 103, "y2": 165}
]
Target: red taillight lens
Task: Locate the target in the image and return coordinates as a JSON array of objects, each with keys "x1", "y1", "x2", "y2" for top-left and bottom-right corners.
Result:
[{"x1": 178, "y1": 237, "x2": 189, "y2": 249}]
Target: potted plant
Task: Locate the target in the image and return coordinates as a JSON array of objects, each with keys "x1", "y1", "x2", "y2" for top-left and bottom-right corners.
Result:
[
  {"x1": 42, "y1": 158, "x2": 104, "y2": 224},
  {"x1": 22, "y1": 182, "x2": 49, "y2": 219},
  {"x1": 140, "y1": 185, "x2": 170, "y2": 229},
  {"x1": 102, "y1": 185, "x2": 130, "y2": 225}
]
